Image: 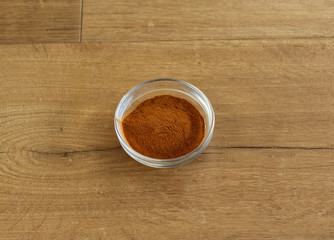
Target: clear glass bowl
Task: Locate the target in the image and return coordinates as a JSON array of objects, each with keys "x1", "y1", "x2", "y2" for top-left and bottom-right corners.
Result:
[{"x1": 114, "y1": 79, "x2": 215, "y2": 168}]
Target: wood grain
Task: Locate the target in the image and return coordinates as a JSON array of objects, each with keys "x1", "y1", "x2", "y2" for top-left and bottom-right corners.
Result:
[
  {"x1": 0, "y1": 0, "x2": 81, "y2": 44},
  {"x1": 1, "y1": 148, "x2": 334, "y2": 239},
  {"x1": 0, "y1": 39, "x2": 334, "y2": 239},
  {"x1": 82, "y1": 0, "x2": 334, "y2": 42},
  {"x1": 1, "y1": 40, "x2": 334, "y2": 151}
]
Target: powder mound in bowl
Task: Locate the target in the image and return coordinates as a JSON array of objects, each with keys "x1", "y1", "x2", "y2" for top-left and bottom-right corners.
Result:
[{"x1": 122, "y1": 95, "x2": 205, "y2": 159}]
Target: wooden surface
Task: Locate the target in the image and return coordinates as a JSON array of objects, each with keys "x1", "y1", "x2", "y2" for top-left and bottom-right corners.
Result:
[
  {"x1": 82, "y1": 0, "x2": 334, "y2": 42},
  {"x1": 1, "y1": 1, "x2": 334, "y2": 239},
  {"x1": 0, "y1": 0, "x2": 81, "y2": 44}
]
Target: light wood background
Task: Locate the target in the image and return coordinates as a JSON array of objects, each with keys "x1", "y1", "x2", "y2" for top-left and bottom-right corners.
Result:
[{"x1": 1, "y1": 1, "x2": 334, "y2": 239}]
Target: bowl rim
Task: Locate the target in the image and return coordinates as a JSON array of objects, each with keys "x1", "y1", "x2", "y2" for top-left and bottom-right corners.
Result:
[{"x1": 114, "y1": 78, "x2": 215, "y2": 163}]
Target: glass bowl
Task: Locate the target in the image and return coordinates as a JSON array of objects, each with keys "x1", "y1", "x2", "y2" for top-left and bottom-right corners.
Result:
[{"x1": 114, "y1": 79, "x2": 215, "y2": 168}]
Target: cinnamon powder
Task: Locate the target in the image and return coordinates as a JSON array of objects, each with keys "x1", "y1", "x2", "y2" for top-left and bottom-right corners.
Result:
[{"x1": 122, "y1": 95, "x2": 205, "y2": 159}]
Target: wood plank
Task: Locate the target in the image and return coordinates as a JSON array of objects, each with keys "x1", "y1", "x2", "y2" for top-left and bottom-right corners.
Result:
[
  {"x1": 0, "y1": 148, "x2": 333, "y2": 239},
  {"x1": 1, "y1": 40, "x2": 334, "y2": 151},
  {"x1": 1, "y1": 39, "x2": 334, "y2": 238},
  {"x1": 82, "y1": 0, "x2": 334, "y2": 42},
  {"x1": 0, "y1": 0, "x2": 81, "y2": 44}
]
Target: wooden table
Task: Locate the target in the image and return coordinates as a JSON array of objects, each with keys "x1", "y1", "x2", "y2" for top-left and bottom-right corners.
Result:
[{"x1": 1, "y1": 1, "x2": 334, "y2": 239}]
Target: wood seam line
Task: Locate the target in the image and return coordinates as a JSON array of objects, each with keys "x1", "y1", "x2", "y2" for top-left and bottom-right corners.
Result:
[
  {"x1": 1, "y1": 146, "x2": 334, "y2": 156},
  {"x1": 79, "y1": 0, "x2": 84, "y2": 42},
  {"x1": 0, "y1": 36, "x2": 334, "y2": 46},
  {"x1": 81, "y1": 36, "x2": 334, "y2": 43}
]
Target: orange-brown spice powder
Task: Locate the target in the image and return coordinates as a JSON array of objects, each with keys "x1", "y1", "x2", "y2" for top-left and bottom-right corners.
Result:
[{"x1": 122, "y1": 95, "x2": 205, "y2": 159}]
